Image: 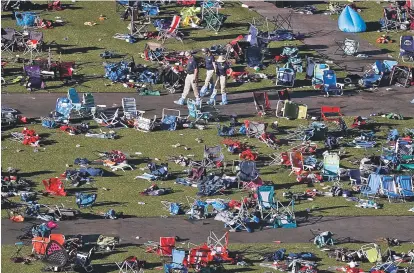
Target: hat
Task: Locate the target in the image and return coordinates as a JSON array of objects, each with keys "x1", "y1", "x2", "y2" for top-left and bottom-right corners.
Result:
[
  {"x1": 216, "y1": 55, "x2": 226, "y2": 62},
  {"x1": 184, "y1": 51, "x2": 191, "y2": 57}
]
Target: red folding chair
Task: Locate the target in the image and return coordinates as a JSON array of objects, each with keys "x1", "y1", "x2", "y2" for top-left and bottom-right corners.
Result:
[
  {"x1": 321, "y1": 106, "x2": 343, "y2": 123},
  {"x1": 43, "y1": 178, "x2": 67, "y2": 196},
  {"x1": 158, "y1": 237, "x2": 175, "y2": 256}
]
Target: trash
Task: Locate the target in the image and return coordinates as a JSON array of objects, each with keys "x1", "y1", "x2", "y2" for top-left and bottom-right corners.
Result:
[
  {"x1": 154, "y1": 158, "x2": 160, "y2": 161},
  {"x1": 241, "y1": 4, "x2": 249, "y2": 8},
  {"x1": 138, "y1": 202, "x2": 146, "y2": 205},
  {"x1": 172, "y1": 143, "x2": 181, "y2": 148},
  {"x1": 195, "y1": 138, "x2": 203, "y2": 143},
  {"x1": 102, "y1": 187, "x2": 109, "y2": 191},
  {"x1": 136, "y1": 236, "x2": 141, "y2": 239},
  {"x1": 135, "y1": 152, "x2": 143, "y2": 155},
  {"x1": 16, "y1": 149, "x2": 22, "y2": 152},
  {"x1": 84, "y1": 21, "x2": 97, "y2": 26}
]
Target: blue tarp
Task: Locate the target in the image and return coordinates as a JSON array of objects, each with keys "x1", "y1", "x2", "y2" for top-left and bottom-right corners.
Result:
[{"x1": 338, "y1": 6, "x2": 366, "y2": 33}]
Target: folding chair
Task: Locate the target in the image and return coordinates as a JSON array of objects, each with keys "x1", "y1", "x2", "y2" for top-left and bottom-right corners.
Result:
[
  {"x1": 214, "y1": 199, "x2": 254, "y2": 232},
  {"x1": 23, "y1": 31, "x2": 43, "y2": 56},
  {"x1": 389, "y1": 64, "x2": 413, "y2": 88},
  {"x1": 396, "y1": 175, "x2": 414, "y2": 200},
  {"x1": 359, "y1": 243, "x2": 382, "y2": 263},
  {"x1": 321, "y1": 106, "x2": 344, "y2": 129},
  {"x1": 275, "y1": 65, "x2": 295, "y2": 87},
  {"x1": 334, "y1": 38, "x2": 359, "y2": 57},
  {"x1": 235, "y1": 160, "x2": 259, "y2": 188},
  {"x1": 399, "y1": 35, "x2": 414, "y2": 63},
  {"x1": 257, "y1": 185, "x2": 277, "y2": 224},
  {"x1": 275, "y1": 89, "x2": 291, "y2": 117},
  {"x1": 164, "y1": 249, "x2": 188, "y2": 273},
  {"x1": 146, "y1": 237, "x2": 176, "y2": 256},
  {"x1": 322, "y1": 152, "x2": 341, "y2": 185},
  {"x1": 157, "y1": 15, "x2": 183, "y2": 44},
  {"x1": 322, "y1": 70, "x2": 344, "y2": 97},
  {"x1": 253, "y1": 91, "x2": 272, "y2": 116},
  {"x1": 279, "y1": 100, "x2": 307, "y2": 120},
  {"x1": 82, "y1": 93, "x2": 96, "y2": 113},
  {"x1": 201, "y1": 0, "x2": 223, "y2": 19},
  {"x1": 74, "y1": 248, "x2": 94, "y2": 273},
  {"x1": 128, "y1": 7, "x2": 150, "y2": 39},
  {"x1": 202, "y1": 145, "x2": 224, "y2": 169},
  {"x1": 160, "y1": 108, "x2": 180, "y2": 131},
  {"x1": 289, "y1": 151, "x2": 314, "y2": 176},
  {"x1": 187, "y1": 99, "x2": 212, "y2": 124},
  {"x1": 380, "y1": 175, "x2": 402, "y2": 202},
  {"x1": 360, "y1": 173, "x2": 381, "y2": 198},
  {"x1": 381, "y1": 7, "x2": 405, "y2": 32},
  {"x1": 122, "y1": 97, "x2": 138, "y2": 119},
  {"x1": 67, "y1": 87, "x2": 82, "y2": 114},
  {"x1": 204, "y1": 12, "x2": 226, "y2": 33},
  {"x1": 116, "y1": 256, "x2": 144, "y2": 273},
  {"x1": 134, "y1": 113, "x2": 157, "y2": 132},
  {"x1": 24, "y1": 65, "x2": 44, "y2": 91},
  {"x1": 15, "y1": 12, "x2": 38, "y2": 28},
  {"x1": 1, "y1": 27, "x2": 17, "y2": 56},
  {"x1": 41, "y1": 240, "x2": 69, "y2": 272},
  {"x1": 312, "y1": 63, "x2": 330, "y2": 87},
  {"x1": 272, "y1": 12, "x2": 293, "y2": 31}
]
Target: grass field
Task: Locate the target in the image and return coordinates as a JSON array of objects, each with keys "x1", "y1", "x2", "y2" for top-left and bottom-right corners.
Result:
[
  {"x1": 2, "y1": 242, "x2": 413, "y2": 273},
  {"x1": 2, "y1": 116, "x2": 414, "y2": 219},
  {"x1": 1, "y1": 1, "x2": 346, "y2": 94}
]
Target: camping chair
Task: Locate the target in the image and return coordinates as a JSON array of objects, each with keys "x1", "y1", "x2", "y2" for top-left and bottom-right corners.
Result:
[
  {"x1": 279, "y1": 101, "x2": 307, "y2": 120},
  {"x1": 322, "y1": 70, "x2": 344, "y2": 97},
  {"x1": 24, "y1": 65, "x2": 44, "y2": 91},
  {"x1": 41, "y1": 240, "x2": 69, "y2": 272},
  {"x1": 67, "y1": 88, "x2": 82, "y2": 114},
  {"x1": 399, "y1": 35, "x2": 414, "y2": 63},
  {"x1": 15, "y1": 12, "x2": 38, "y2": 27},
  {"x1": 322, "y1": 153, "x2": 341, "y2": 185},
  {"x1": 312, "y1": 230, "x2": 334, "y2": 248},
  {"x1": 396, "y1": 175, "x2": 414, "y2": 200},
  {"x1": 275, "y1": 89, "x2": 291, "y2": 117},
  {"x1": 122, "y1": 97, "x2": 139, "y2": 119},
  {"x1": 201, "y1": 145, "x2": 224, "y2": 169},
  {"x1": 73, "y1": 248, "x2": 94, "y2": 273},
  {"x1": 157, "y1": 15, "x2": 183, "y2": 44},
  {"x1": 359, "y1": 60, "x2": 385, "y2": 88},
  {"x1": 349, "y1": 169, "x2": 368, "y2": 188},
  {"x1": 334, "y1": 38, "x2": 359, "y2": 57},
  {"x1": 253, "y1": 91, "x2": 272, "y2": 116},
  {"x1": 143, "y1": 42, "x2": 165, "y2": 63},
  {"x1": 289, "y1": 151, "x2": 313, "y2": 176},
  {"x1": 129, "y1": 8, "x2": 150, "y2": 39},
  {"x1": 95, "y1": 235, "x2": 119, "y2": 252},
  {"x1": 1, "y1": 27, "x2": 17, "y2": 56},
  {"x1": 312, "y1": 63, "x2": 330, "y2": 87},
  {"x1": 235, "y1": 160, "x2": 259, "y2": 188},
  {"x1": 272, "y1": 12, "x2": 293, "y2": 31},
  {"x1": 321, "y1": 106, "x2": 344, "y2": 128},
  {"x1": 187, "y1": 99, "x2": 211, "y2": 124},
  {"x1": 161, "y1": 108, "x2": 180, "y2": 131},
  {"x1": 23, "y1": 31, "x2": 43, "y2": 56},
  {"x1": 43, "y1": 178, "x2": 66, "y2": 196},
  {"x1": 380, "y1": 175, "x2": 402, "y2": 202},
  {"x1": 164, "y1": 249, "x2": 188, "y2": 273},
  {"x1": 75, "y1": 192, "x2": 97, "y2": 208},
  {"x1": 360, "y1": 173, "x2": 381, "y2": 198},
  {"x1": 134, "y1": 113, "x2": 157, "y2": 132},
  {"x1": 381, "y1": 7, "x2": 405, "y2": 32},
  {"x1": 243, "y1": 120, "x2": 278, "y2": 148},
  {"x1": 146, "y1": 237, "x2": 176, "y2": 256},
  {"x1": 359, "y1": 243, "x2": 382, "y2": 263},
  {"x1": 389, "y1": 64, "x2": 413, "y2": 87},
  {"x1": 276, "y1": 65, "x2": 295, "y2": 87},
  {"x1": 214, "y1": 199, "x2": 254, "y2": 232},
  {"x1": 257, "y1": 185, "x2": 277, "y2": 226},
  {"x1": 116, "y1": 256, "x2": 144, "y2": 273}
]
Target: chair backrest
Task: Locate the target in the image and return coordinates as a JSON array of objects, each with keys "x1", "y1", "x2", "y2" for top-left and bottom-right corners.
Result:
[
  {"x1": 24, "y1": 65, "x2": 41, "y2": 77},
  {"x1": 367, "y1": 173, "x2": 381, "y2": 192},
  {"x1": 168, "y1": 15, "x2": 181, "y2": 33},
  {"x1": 400, "y1": 35, "x2": 414, "y2": 52},
  {"x1": 204, "y1": 145, "x2": 223, "y2": 161},
  {"x1": 246, "y1": 121, "x2": 266, "y2": 135},
  {"x1": 349, "y1": 169, "x2": 361, "y2": 185},
  {"x1": 247, "y1": 24, "x2": 258, "y2": 46},
  {"x1": 82, "y1": 93, "x2": 95, "y2": 108},
  {"x1": 257, "y1": 185, "x2": 275, "y2": 208},
  {"x1": 239, "y1": 160, "x2": 258, "y2": 180},
  {"x1": 67, "y1": 88, "x2": 80, "y2": 104},
  {"x1": 314, "y1": 63, "x2": 330, "y2": 81},
  {"x1": 323, "y1": 153, "x2": 339, "y2": 173},
  {"x1": 55, "y1": 97, "x2": 71, "y2": 118},
  {"x1": 277, "y1": 89, "x2": 290, "y2": 101},
  {"x1": 381, "y1": 175, "x2": 396, "y2": 193},
  {"x1": 187, "y1": 99, "x2": 198, "y2": 118},
  {"x1": 122, "y1": 97, "x2": 137, "y2": 115},
  {"x1": 323, "y1": 70, "x2": 337, "y2": 86},
  {"x1": 159, "y1": 237, "x2": 176, "y2": 256},
  {"x1": 172, "y1": 249, "x2": 186, "y2": 264},
  {"x1": 321, "y1": 106, "x2": 342, "y2": 117},
  {"x1": 2, "y1": 28, "x2": 16, "y2": 41},
  {"x1": 49, "y1": 234, "x2": 65, "y2": 246},
  {"x1": 29, "y1": 31, "x2": 43, "y2": 41},
  {"x1": 253, "y1": 92, "x2": 270, "y2": 110},
  {"x1": 396, "y1": 175, "x2": 413, "y2": 191},
  {"x1": 284, "y1": 101, "x2": 299, "y2": 118}
]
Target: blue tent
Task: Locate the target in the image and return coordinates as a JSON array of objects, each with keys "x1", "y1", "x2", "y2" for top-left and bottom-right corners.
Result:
[{"x1": 338, "y1": 6, "x2": 366, "y2": 33}]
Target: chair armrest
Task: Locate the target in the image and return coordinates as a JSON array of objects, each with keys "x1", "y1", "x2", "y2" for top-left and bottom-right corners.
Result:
[{"x1": 336, "y1": 83, "x2": 344, "y2": 88}]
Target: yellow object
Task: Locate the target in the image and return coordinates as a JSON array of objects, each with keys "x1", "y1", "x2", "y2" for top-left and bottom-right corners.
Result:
[{"x1": 298, "y1": 104, "x2": 308, "y2": 119}]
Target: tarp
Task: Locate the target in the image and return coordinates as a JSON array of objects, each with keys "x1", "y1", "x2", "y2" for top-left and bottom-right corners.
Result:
[{"x1": 338, "y1": 6, "x2": 366, "y2": 33}]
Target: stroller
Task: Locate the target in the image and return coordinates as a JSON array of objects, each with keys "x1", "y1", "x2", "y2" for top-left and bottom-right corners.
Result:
[
  {"x1": 95, "y1": 235, "x2": 119, "y2": 252},
  {"x1": 24, "y1": 65, "x2": 45, "y2": 91}
]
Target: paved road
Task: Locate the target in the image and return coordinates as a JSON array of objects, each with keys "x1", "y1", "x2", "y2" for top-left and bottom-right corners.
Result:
[
  {"x1": 2, "y1": 216, "x2": 414, "y2": 245},
  {"x1": 2, "y1": 87, "x2": 414, "y2": 118}
]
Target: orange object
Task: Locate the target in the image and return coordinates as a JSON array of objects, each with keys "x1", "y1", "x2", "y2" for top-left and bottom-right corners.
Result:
[
  {"x1": 42, "y1": 177, "x2": 67, "y2": 196},
  {"x1": 10, "y1": 215, "x2": 24, "y2": 222},
  {"x1": 32, "y1": 237, "x2": 48, "y2": 255}
]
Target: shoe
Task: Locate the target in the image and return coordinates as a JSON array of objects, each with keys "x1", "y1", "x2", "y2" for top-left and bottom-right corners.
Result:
[
  {"x1": 220, "y1": 93, "x2": 228, "y2": 105},
  {"x1": 174, "y1": 97, "x2": 185, "y2": 105}
]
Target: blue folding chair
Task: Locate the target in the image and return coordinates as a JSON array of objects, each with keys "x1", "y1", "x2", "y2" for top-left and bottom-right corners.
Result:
[
  {"x1": 276, "y1": 65, "x2": 295, "y2": 87},
  {"x1": 360, "y1": 173, "x2": 381, "y2": 198},
  {"x1": 322, "y1": 70, "x2": 344, "y2": 97},
  {"x1": 396, "y1": 175, "x2": 414, "y2": 200},
  {"x1": 55, "y1": 97, "x2": 72, "y2": 122},
  {"x1": 67, "y1": 88, "x2": 82, "y2": 113},
  {"x1": 15, "y1": 12, "x2": 37, "y2": 27},
  {"x1": 164, "y1": 249, "x2": 188, "y2": 273},
  {"x1": 380, "y1": 175, "x2": 402, "y2": 202},
  {"x1": 312, "y1": 63, "x2": 330, "y2": 86}
]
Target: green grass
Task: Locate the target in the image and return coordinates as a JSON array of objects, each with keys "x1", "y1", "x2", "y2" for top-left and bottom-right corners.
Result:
[
  {"x1": 2, "y1": 1, "x2": 342, "y2": 94},
  {"x1": 2, "y1": 242, "x2": 413, "y2": 273},
  {"x1": 315, "y1": 1, "x2": 413, "y2": 60},
  {"x1": 2, "y1": 116, "x2": 414, "y2": 219}
]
